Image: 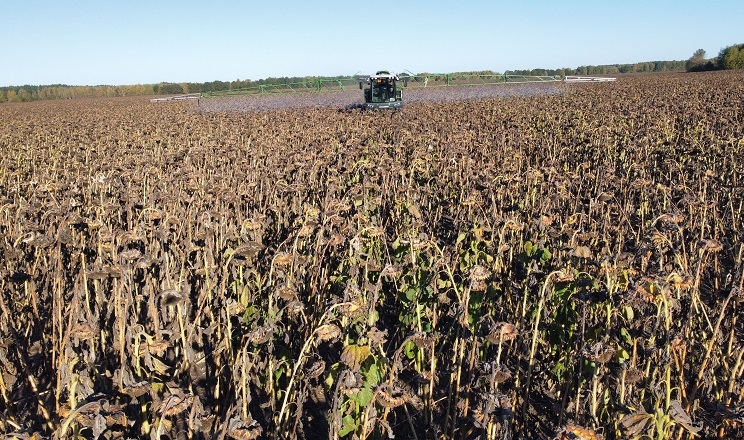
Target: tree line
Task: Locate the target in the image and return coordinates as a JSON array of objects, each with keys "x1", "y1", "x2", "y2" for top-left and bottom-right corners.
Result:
[
  {"x1": 1, "y1": 46, "x2": 741, "y2": 103},
  {"x1": 505, "y1": 60, "x2": 686, "y2": 77},
  {"x1": 0, "y1": 75, "x2": 359, "y2": 103}
]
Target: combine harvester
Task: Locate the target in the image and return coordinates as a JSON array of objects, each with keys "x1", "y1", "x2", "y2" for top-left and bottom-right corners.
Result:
[{"x1": 359, "y1": 71, "x2": 404, "y2": 109}]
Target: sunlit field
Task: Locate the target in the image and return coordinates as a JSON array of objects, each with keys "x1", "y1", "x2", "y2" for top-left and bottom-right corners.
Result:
[{"x1": 0, "y1": 70, "x2": 743, "y2": 440}]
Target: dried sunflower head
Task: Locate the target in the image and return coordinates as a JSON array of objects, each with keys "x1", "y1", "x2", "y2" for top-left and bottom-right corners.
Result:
[
  {"x1": 159, "y1": 289, "x2": 186, "y2": 307},
  {"x1": 555, "y1": 425, "x2": 603, "y2": 440},
  {"x1": 700, "y1": 238, "x2": 723, "y2": 253},
  {"x1": 228, "y1": 417, "x2": 263, "y2": 440},
  {"x1": 119, "y1": 248, "x2": 142, "y2": 261},
  {"x1": 276, "y1": 284, "x2": 297, "y2": 301},
  {"x1": 245, "y1": 325, "x2": 273, "y2": 345},
  {"x1": 469, "y1": 265, "x2": 491, "y2": 282},
  {"x1": 486, "y1": 322, "x2": 517, "y2": 344},
  {"x1": 226, "y1": 298, "x2": 247, "y2": 316},
  {"x1": 69, "y1": 322, "x2": 98, "y2": 341},
  {"x1": 121, "y1": 381, "x2": 152, "y2": 398},
  {"x1": 241, "y1": 218, "x2": 263, "y2": 232},
  {"x1": 469, "y1": 279, "x2": 488, "y2": 291},
  {"x1": 583, "y1": 341, "x2": 615, "y2": 364},
  {"x1": 285, "y1": 300, "x2": 304, "y2": 316},
  {"x1": 492, "y1": 364, "x2": 512, "y2": 384},
  {"x1": 375, "y1": 383, "x2": 409, "y2": 408},
  {"x1": 314, "y1": 324, "x2": 341, "y2": 344},
  {"x1": 409, "y1": 331, "x2": 434, "y2": 349},
  {"x1": 337, "y1": 299, "x2": 365, "y2": 319},
  {"x1": 273, "y1": 252, "x2": 294, "y2": 266},
  {"x1": 297, "y1": 222, "x2": 317, "y2": 238},
  {"x1": 363, "y1": 225, "x2": 385, "y2": 238},
  {"x1": 366, "y1": 327, "x2": 388, "y2": 346},
  {"x1": 232, "y1": 241, "x2": 263, "y2": 259},
  {"x1": 380, "y1": 264, "x2": 403, "y2": 279},
  {"x1": 624, "y1": 368, "x2": 645, "y2": 385},
  {"x1": 305, "y1": 358, "x2": 326, "y2": 380}
]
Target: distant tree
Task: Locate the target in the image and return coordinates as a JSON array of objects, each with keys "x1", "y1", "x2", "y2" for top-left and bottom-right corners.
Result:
[
  {"x1": 688, "y1": 49, "x2": 705, "y2": 63},
  {"x1": 718, "y1": 44, "x2": 744, "y2": 70},
  {"x1": 6, "y1": 88, "x2": 34, "y2": 102},
  {"x1": 588, "y1": 65, "x2": 610, "y2": 75},
  {"x1": 655, "y1": 60, "x2": 685, "y2": 71},
  {"x1": 686, "y1": 49, "x2": 711, "y2": 71},
  {"x1": 606, "y1": 65, "x2": 620, "y2": 74},
  {"x1": 154, "y1": 83, "x2": 184, "y2": 95}
]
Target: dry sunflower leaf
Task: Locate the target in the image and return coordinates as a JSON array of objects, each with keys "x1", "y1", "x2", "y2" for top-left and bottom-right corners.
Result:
[
  {"x1": 668, "y1": 399, "x2": 702, "y2": 434},
  {"x1": 158, "y1": 392, "x2": 194, "y2": 417},
  {"x1": 620, "y1": 411, "x2": 653, "y2": 438},
  {"x1": 147, "y1": 354, "x2": 172, "y2": 375},
  {"x1": 340, "y1": 344, "x2": 371, "y2": 371}
]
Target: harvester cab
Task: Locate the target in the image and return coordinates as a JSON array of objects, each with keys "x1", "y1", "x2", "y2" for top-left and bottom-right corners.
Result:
[{"x1": 359, "y1": 71, "x2": 407, "y2": 109}]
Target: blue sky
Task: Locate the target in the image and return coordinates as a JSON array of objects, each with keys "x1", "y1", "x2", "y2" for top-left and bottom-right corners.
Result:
[{"x1": 1, "y1": 0, "x2": 742, "y2": 86}]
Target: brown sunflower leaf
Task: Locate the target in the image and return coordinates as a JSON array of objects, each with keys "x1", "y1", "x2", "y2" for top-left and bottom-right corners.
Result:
[
  {"x1": 669, "y1": 399, "x2": 702, "y2": 434},
  {"x1": 340, "y1": 344, "x2": 371, "y2": 371},
  {"x1": 620, "y1": 410, "x2": 653, "y2": 438}
]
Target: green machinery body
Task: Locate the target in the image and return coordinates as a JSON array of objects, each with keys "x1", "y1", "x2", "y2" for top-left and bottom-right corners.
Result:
[{"x1": 360, "y1": 71, "x2": 404, "y2": 109}]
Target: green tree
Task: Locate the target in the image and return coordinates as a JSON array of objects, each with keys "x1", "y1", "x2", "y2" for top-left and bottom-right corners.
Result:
[
  {"x1": 153, "y1": 83, "x2": 184, "y2": 94},
  {"x1": 718, "y1": 44, "x2": 744, "y2": 69}
]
